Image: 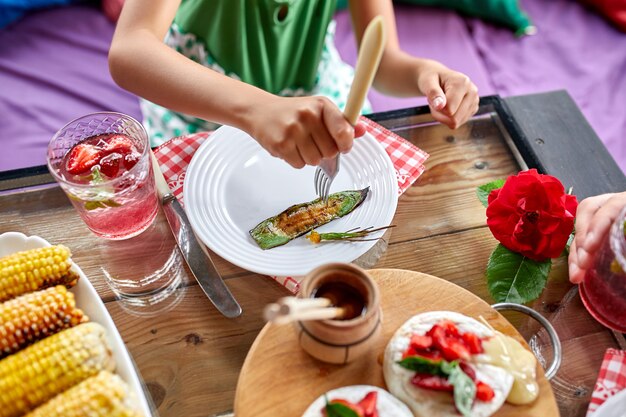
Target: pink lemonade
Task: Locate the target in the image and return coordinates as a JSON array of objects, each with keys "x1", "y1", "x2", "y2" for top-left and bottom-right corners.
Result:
[
  {"x1": 56, "y1": 132, "x2": 159, "y2": 240},
  {"x1": 579, "y1": 216, "x2": 626, "y2": 332}
]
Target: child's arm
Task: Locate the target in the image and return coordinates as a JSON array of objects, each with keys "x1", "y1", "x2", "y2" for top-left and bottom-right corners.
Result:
[
  {"x1": 109, "y1": 0, "x2": 360, "y2": 168},
  {"x1": 348, "y1": 0, "x2": 480, "y2": 129}
]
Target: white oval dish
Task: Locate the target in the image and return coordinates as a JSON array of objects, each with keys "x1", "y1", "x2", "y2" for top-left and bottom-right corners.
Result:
[{"x1": 0, "y1": 231, "x2": 153, "y2": 416}]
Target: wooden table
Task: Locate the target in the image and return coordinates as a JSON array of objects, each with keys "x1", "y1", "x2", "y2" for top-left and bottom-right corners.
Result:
[{"x1": 1, "y1": 91, "x2": 624, "y2": 417}]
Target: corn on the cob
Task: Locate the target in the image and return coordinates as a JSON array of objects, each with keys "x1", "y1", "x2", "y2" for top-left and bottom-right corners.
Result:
[
  {"x1": 0, "y1": 245, "x2": 79, "y2": 302},
  {"x1": 0, "y1": 322, "x2": 114, "y2": 417},
  {"x1": 25, "y1": 371, "x2": 142, "y2": 417},
  {"x1": 0, "y1": 285, "x2": 88, "y2": 359}
]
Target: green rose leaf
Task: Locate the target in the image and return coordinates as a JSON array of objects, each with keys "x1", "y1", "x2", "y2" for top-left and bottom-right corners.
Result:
[
  {"x1": 487, "y1": 244, "x2": 551, "y2": 303},
  {"x1": 476, "y1": 179, "x2": 505, "y2": 208},
  {"x1": 324, "y1": 401, "x2": 359, "y2": 417},
  {"x1": 448, "y1": 365, "x2": 476, "y2": 417}
]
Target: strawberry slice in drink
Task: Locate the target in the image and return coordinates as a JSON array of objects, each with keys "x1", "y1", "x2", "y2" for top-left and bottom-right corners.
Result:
[
  {"x1": 123, "y1": 152, "x2": 141, "y2": 171},
  {"x1": 105, "y1": 134, "x2": 136, "y2": 155},
  {"x1": 66, "y1": 143, "x2": 103, "y2": 175},
  {"x1": 99, "y1": 152, "x2": 123, "y2": 178}
]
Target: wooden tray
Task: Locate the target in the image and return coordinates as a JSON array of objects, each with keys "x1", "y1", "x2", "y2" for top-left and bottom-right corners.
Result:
[{"x1": 234, "y1": 269, "x2": 558, "y2": 417}]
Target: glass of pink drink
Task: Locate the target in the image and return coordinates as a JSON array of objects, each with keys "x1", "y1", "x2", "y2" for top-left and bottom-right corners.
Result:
[
  {"x1": 47, "y1": 112, "x2": 159, "y2": 240},
  {"x1": 579, "y1": 205, "x2": 626, "y2": 332}
]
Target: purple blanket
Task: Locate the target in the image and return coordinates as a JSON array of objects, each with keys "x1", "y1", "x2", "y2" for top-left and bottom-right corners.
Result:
[
  {"x1": 334, "y1": 1, "x2": 626, "y2": 174},
  {"x1": 467, "y1": 0, "x2": 626, "y2": 174},
  {"x1": 0, "y1": 6, "x2": 141, "y2": 171},
  {"x1": 1, "y1": 2, "x2": 625, "y2": 173}
]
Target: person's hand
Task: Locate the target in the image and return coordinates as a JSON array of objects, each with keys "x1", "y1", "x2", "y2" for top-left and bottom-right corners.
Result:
[
  {"x1": 248, "y1": 95, "x2": 366, "y2": 169},
  {"x1": 569, "y1": 191, "x2": 626, "y2": 283},
  {"x1": 416, "y1": 60, "x2": 480, "y2": 130}
]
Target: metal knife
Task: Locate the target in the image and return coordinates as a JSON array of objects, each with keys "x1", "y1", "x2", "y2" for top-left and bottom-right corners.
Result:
[{"x1": 150, "y1": 151, "x2": 242, "y2": 318}]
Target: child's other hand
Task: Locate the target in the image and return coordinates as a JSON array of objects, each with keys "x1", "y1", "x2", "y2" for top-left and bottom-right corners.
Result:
[
  {"x1": 569, "y1": 191, "x2": 626, "y2": 284},
  {"x1": 417, "y1": 61, "x2": 479, "y2": 130},
  {"x1": 249, "y1": 96, "x2": 366, "y2": 169}
]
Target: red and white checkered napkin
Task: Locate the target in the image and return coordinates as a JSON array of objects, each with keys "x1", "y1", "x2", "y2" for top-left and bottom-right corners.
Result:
[
  {"x1": 587, "y1": 348, "x2": 626, "y2": 416},
  {"x1": 153, "y1": 117, "x2": 429, "y2": 293}
]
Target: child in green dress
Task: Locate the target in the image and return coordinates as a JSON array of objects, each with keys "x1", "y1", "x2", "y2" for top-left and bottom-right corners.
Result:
[{"x1": 109, "y1": 0, "x2": 479, "y2": 169}]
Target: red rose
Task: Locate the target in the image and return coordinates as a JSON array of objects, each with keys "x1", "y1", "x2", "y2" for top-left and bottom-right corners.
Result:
[{"x1": 486, "y1": 169, "x2": 578, "y2": 261}]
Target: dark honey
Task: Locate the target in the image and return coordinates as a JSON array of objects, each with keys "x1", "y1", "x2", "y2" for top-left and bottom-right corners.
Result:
[{"x1": 312, "y1": 281, "x2": 367, "y2": 320}]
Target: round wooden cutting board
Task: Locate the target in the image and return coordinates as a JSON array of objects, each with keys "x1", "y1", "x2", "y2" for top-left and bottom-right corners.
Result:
[{"x1": 234, "y1": 269, "x2": 558, "y2": 417}]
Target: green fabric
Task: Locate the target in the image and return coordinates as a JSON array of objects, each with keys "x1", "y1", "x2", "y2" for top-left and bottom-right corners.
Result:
[
  {"x1": 395, "y1": 0, "x2": 534, "y2": 35},
  {"x1": 142, "y1": 21, "x2": 371, "y2": 146},
  {"x1": 174, "y1": 0, "x2": 337, "y2": 94}
]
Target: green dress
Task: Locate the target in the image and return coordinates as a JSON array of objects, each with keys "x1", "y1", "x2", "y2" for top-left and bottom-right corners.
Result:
[{"x1": 142, "y1": 0, "x2": 370, "y2": 146}]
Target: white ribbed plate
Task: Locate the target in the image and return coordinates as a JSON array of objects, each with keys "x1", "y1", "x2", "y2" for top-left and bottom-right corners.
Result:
[
  {"x1": 185, "y1": 125, "x2": 398, "y2": 277},
  {"x1": 0, "y1": 232, "x2": 153, "y2": 417}
]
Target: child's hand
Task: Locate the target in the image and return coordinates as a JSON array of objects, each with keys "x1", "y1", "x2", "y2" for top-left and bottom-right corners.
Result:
[
  {"x1": 416, "y1": 61, "x2": 480, "y2": 130},
  {"x1": 249, "y1": 96, "x2": 366, "y2": 169},
  {"x1": 569, "y1": 191, "x2": 626, "y2": 283}
]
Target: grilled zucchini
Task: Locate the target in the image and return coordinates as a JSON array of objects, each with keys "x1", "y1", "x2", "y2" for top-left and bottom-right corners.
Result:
[{"x1": 250, "y1": 188, "x2": 369, "y2": 249}]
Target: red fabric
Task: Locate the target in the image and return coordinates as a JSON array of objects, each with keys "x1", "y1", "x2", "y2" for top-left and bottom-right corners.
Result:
[
  {"x1": 486, "y1": 169, "x2": 578, "y2": 261},
  {"x1": 587, "y1": 349, "x2": 626, "y2": 416},
  {"x1": 580, "y1": 0, "x2": 626, "y2": 32}
]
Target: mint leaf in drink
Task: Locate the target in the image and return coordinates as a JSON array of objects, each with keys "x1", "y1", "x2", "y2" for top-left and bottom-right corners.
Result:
[
  {"x1": 84, "y1": 201, "x2": 107, "y2": 211},
  {"x1": 81, "y1": 166, "x2": 122, "y2": 210},
  {"x1": 448, "y1": 364, "x2": 476, "y2": 417},
  {"x1": 486, "y1": 244, "x2": 551, "y2": 303},
  {"x1": 476, "y1": 179, "x2": 505, "y2": 207},
  {"x1": 90, "y1": 166, "x2": 104, "y2": 184},
  {"x1": 102, "y1": 199, "x2": 122, "y2": 208},
  {"x1": 84, "y1": 198, "x2": 120, "y2": 210},
  {"x1": 324, "y1": 397, "x2": 360, "y2": 417}
]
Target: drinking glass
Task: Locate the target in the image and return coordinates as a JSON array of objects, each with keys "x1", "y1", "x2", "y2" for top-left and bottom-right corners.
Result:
[
  {"x1": 47, "y1": 112, "x2": 159, "y2": 240},
  {"x1": 579, "y1": 204, "x2": 626, "y2": 332}
]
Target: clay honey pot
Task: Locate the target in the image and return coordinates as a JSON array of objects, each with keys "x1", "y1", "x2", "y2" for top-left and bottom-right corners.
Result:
[{"x1": 295, "y1": 263, "x2": 382, "y2": 365}]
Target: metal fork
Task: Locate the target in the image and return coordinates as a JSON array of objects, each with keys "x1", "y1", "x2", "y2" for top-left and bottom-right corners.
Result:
[
  {"x1": 313, "y1": 16, "x2": 386, "y2": 203},
  {"x1": 314, "y1": 157, "x2": 339, "y2": 203}
]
